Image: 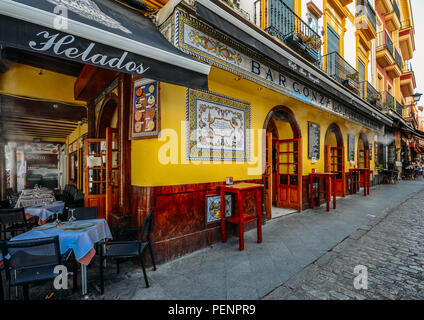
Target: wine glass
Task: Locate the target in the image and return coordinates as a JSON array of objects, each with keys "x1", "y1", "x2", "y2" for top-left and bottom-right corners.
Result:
[
  {"x1": 54, "y1": 211, "x2": 61, "y2": 225},
  {"x1": 68, "y1": 208, "x2": 76, "y2": 223}
]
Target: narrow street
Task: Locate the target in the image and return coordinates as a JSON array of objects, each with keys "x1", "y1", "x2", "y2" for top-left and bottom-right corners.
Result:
[
  {"x1": 264, "y1": 183, "x2": 424, "y2": 300},
  {"x1": 79, "y1": 181, "x2": 424, "y2": 300},
  {"x1": 263, "y1": 182, "x2": 424, "y2": 300}
]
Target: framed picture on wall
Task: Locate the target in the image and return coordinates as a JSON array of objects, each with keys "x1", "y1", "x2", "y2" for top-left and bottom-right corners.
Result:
[
  {"x1": 205, "y1": 194, "x2": 232, "y2": 225},
  {"x1": 130, "y1": 78, "x2": 161, "y2": 139}
]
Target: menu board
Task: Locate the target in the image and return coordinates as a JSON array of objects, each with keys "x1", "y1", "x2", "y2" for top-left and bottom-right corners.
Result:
[
  {"x1": 308, "y1": 122, "x2": 320, "y2": 159},
  {"x1": 348, "y1": 134, "x2": 355, "y2": 162},
  {"x1": 369, "y1": 143, "x2": 373, "y2": 161},
  {"x1": 131, "y1": 79, "x2": 160, "y2": 139}
]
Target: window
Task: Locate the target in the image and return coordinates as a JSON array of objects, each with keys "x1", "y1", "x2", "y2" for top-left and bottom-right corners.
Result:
[
  {"x1": 327, "y1": 25, "x2": 340, "y2": 55},
  {"x1": 308, "y1": 11, "x2": 319, "y2": 34},
  {"x1": 358, "y1": 59, "x2": 366, "y2": 83}
]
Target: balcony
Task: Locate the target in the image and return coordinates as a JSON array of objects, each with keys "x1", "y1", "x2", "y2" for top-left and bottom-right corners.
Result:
[
  {"x1": 355, "y1": 0, "x2": 377, "y2": 40},
  {"x1": 383, "y1": 91, "x2": 395, "y2": 111},
  {"x1": 384, "y1": 0, "x2": 401, "y2": 31},
  {"x1": 399, "y1": 20, "x2": 415, "y2": 61},
  {"x1": 386, "y1": 48, "x2": 402, "y2": 78},
  {"x1": 395, "y1": 100, "x2": 403, "y2": 117},
  {"x1": 376, "y1": 31, "x2": 395, "y2": 67},
  {"x1": 359, "y1": 81, "x2": 383, "y2": 109},
  {"x1": 322, "y1": 52, "x2": 360, "y2": 95},
  {"x1": 375, "y1": 0, "x2": 393, "y2": 15},
  {"x1": 256, "y1": 0, "x2": 322, "y2": 64},
  {"x1": 400, "y1": 63, "x2": 416, "y2": 97}
]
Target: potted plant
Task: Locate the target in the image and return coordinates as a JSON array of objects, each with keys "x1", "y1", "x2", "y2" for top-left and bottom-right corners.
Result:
[{"x1": 343, "y1": 72, "x2": 360, "y2": 94}]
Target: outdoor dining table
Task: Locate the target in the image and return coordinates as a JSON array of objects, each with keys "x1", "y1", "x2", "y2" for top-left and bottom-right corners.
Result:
[
  {"x1": 349, "y1": 168, "x2": 370, "y2": 196},
  {"x1": 15, "y1": 189, "x2": 56, "y2": 209},
  {"x1": 309, "y1": 172, "x2": 336, "y2": 211},
  {"x1": 10, "y1": 219, "x2": 112, "y2": 296},
  {"x1": 24, "y1": 201, "x2": 65, "y2": 225}
]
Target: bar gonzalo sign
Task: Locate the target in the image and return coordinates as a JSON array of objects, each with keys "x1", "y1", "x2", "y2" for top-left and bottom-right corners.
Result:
[{"x1": 172, "y1": 10, "x2": 382, "y2": 133}]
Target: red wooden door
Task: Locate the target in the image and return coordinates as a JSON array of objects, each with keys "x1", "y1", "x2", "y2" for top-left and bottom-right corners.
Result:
[
  {"x1": 106, "y1": 128, "x2": 120, "y2": 223},
  {"x1": 84, "y1": 139, "x2": 106, "y2": 219},
  {"x1": 331, "y1": 146, "x2": 345, "y2": 197},
  {"x1": 359, "y1": 149, "x2": 369, "y2": 187},
  {"x1": 264, "y1": 132, "x2": 273, "y2": 219},
  {"x1": 276, "y1": 139, "x2": 302, "y2": 211}
]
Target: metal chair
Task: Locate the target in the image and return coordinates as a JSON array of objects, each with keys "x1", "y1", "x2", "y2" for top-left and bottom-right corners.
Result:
[
  {"x1": 0, "y1": 236, "x2": 75, "y2": 300},
  {"x1": 72, "y1": 207, "x2": 98, "y2": 220},
  {"x1": 0, "y1": 208, "x2": 30, "y2": 240},
  {"x1": 99, "y1": 211, "x2": 156, "y2": 295}
]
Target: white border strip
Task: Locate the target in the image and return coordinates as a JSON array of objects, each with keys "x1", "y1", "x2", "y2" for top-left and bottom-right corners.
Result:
[
  {"x1": 0, "y1": 0, "x2": 211, "y2": 75},
  {"x1": 197, "y1": 0, "x2": 392, "y2": 125}
]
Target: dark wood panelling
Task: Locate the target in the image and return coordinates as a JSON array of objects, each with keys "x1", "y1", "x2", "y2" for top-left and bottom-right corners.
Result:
[
  {"x1": 129, "y1": 179, "x2": 262, "y2": 265},
  {"x1": 74, "y1": 65, "x2": 118, "y2": 102}
]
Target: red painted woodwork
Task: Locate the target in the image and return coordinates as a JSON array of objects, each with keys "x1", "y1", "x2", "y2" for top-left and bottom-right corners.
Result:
[
  {"x1": 84, "y1": 138, "x2": 106, "y2": 219},
  {"x1": 264, "y1": 132, "x2": 273, "y2": 219},
  {"x1": 276, "y1": 139, "x2": 302, "y2": 211},
  {"x1": 350, "y1": 168, "x2": 370, "y2": 197},
  {"x1": 129, "y1": 179, "x2": 262, "y2": 264},
  {"x1": 74, "y1": 65, "x2": 118, "y2": 102},
  {"x1": 309, "y1": 173, "x2": 336, "y2": 211},
  {"x1": 330, "y1": 146, "x2": 346, "y2": 197},
  {"x1": 220, "y1": 183, "x2": 262, "y2": 250},
  {"x1": 106, "y1": 127, "x2": 120, "y2": 223}
]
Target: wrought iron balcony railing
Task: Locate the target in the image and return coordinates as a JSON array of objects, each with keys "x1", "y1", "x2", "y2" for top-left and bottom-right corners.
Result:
[
  {"x1": 322, "y1": 52, "x2": 360, "y2": 94},
  {"x1": 395, "y1": 100, "x2": 403, "y2": 116},
  {"x1": 404, "y1": 61, "x2": 413, "y2": 73},
  {"x1": 377, "y1": 31, "x2": 394, "y2": 57},
  {"x1": 384, "y1": 91, "x2": 395, "y2": 110},
  {"x1": 356, "y1": 0, "x2": 377, "y2": 33},
  {"x1": 359, "y1": 81, "x2": 383, "y2": 108},
  {"x1": 394, "y1": 48, "x2": 403, "y2": 69},
  {"x1": 256, "y1": 0, "x2": 322, "y2": 64}
]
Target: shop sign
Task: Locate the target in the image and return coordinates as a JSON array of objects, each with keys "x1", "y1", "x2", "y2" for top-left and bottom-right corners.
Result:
[
  {"x1": 130, "y1": 79, "x2": 160, "y2": 139},
  {"x1": 167, "y1": 10, "x2": 383, "y2": 133},
  {"x1": 308, "y1": 122, "x2": 320, "y2": 159},
  {"x1": 348, "y1": 134, "x2": 355, "y2": 162}
]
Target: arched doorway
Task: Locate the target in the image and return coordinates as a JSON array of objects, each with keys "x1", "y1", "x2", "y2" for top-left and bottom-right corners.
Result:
[
  {"x1": 358, "y1": 133, "x2": 370, "y2": 169},
  {"x1": 84, "y1": 93, "x2": 120, "y2": 222},
  {"x1": 324, "y1": 123, "x2": 345, "y2": 197},
  {"x1": 263, "y1": 106, "x2": 302, "y2": 218},
  {"x1": 358, "y1": 133, "x2": 370, "y2": 189},
  {"x1": 96, "y1": 93, "x2": 119, "y2": 139}
]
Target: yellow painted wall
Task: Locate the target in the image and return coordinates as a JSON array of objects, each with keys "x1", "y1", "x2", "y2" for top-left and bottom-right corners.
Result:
[
  {"x1": 0, "y1": 63, "x2": 85, "y2": 105},
  {"x1": 131, "y1": 67, "x2": 378, "y2": 187}
]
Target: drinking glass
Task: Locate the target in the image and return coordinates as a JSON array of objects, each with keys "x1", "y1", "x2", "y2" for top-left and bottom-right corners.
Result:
[
  {"x1": 68, "y1": 208, "x2": 76, "y2": 222},
  {"x1": 54, "y1": 212, "x2": 61, "y2": 225}
]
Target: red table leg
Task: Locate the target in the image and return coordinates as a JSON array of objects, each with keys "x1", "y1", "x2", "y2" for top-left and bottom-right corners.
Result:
[
  {"x1": 256, "y1": 189, "x2": 262, "y2": 244},
  {"x1": 367, "y1": 170, "x2": 370, "y2": 195},
  {"x1": 350, "y1": 172, "x2": 353, "y2": 195},
  {"x1": 220, "y1": 187, "x2": 226, "y2": 243},
  {"x1": 363, "y1": 172, "x2": 367, "y2": 196},
  {"x1": 237, "y1": 191, "x2": 244, "y2": 251},
  {"x1": 332, "y1": 175, "x2": 336, "y2": 210},
  {"x1": 326, "y1": 176, "x2": 330, "y2": 212}
]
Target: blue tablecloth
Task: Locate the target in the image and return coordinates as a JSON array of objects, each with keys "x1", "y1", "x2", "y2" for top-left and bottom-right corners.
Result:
[
  {"x1": 25, "y1": 201, "x2": 65, "y2": 222},
  {"x1": 10, "y1": 219, "x2": 113, "y2": 263}
]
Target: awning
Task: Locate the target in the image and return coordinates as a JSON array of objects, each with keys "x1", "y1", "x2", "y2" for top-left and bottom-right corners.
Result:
[{"x1": 0, "y1": 0, "x2": 210, "y2": 90}]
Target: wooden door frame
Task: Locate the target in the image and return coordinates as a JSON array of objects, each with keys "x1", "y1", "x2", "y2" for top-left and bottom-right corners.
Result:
[
  {"x1": 263, "y1": 106, "x2": 302, "y2": 212},
  {"x1": 358, "y1": 133, "x2": 370, "y2": 169}
]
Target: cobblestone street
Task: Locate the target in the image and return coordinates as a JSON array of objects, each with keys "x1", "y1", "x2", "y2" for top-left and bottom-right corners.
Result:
[{"x1": 263, "y1": 185, "x2": 424, "y2": 300}]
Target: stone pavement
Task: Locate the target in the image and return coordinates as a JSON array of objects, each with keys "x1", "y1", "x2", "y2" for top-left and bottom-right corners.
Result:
[
  {"x1": 263, "y1": 182, "x2": 424, "y2": 300},
  {"x1": 88, "y1": 180, "x2": 424, "y2": 300},
  {"x1": 4, "y1": 181, "x2": 424, "y2": 300}
]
